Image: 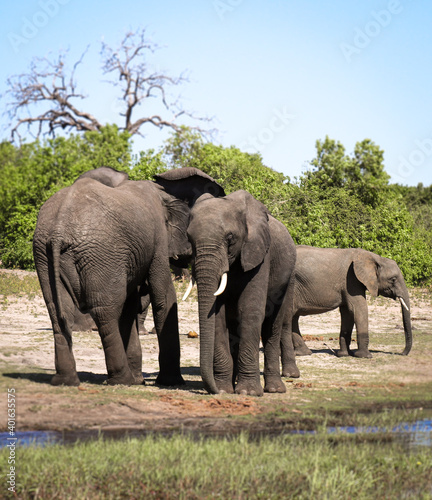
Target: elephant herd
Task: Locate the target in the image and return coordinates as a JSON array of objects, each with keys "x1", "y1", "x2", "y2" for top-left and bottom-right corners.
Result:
[{"x1": 33, "y1": 167, "x2": 413, "y2": 396}]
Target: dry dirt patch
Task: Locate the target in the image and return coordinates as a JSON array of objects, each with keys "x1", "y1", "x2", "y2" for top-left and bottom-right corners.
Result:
[{"x1": 0, "y1": 270, "x2": 431, "y2": 433}]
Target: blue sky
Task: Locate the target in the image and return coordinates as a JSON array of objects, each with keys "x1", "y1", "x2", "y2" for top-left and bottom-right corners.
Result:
[{"x1": 1, "y1": 0, "x2": 432, "y2": 186}]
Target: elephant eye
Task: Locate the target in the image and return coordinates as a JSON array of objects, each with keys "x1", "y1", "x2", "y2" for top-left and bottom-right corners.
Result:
[
  {"x1": 389, "y1": 276, "x2": 397, "y2": 284},
  {"x1": 227, "y1": 232, "x2": 233, "y2": 243}
]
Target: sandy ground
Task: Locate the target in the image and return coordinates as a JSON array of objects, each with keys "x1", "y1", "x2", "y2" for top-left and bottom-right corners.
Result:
[{"x1": 0, "y1": 270, "x2": 431, "y2": 434}]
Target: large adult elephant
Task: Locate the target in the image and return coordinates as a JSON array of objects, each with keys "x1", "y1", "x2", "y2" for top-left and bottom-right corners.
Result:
[
  {"x1": 33, "y1": 167, "x2": 224, "y2": 387},
  {"x1": 182, "y1": 190, "x2": 298, "y2": 396},
  {"x1": 75, "y1": 165, "x2": 129, "y2": 186},
  {"x1": 289, "y1": 245, "x2": 413, "y2": 359}
]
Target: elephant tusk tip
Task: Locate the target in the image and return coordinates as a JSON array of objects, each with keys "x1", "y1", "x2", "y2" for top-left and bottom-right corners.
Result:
[
  {"x1": 182, "y1": 278, "x2": 195, "y2": 301},
  {"x1": 214, "y1": 272, "x2": 228, "y2": 296},
  {"x1": 399, "y1": 297, "x2": 409, "y2": 311}
]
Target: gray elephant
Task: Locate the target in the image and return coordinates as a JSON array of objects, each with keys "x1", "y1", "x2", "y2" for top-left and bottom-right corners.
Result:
[
  {"x1": 288, "y1": 245, "x2": 412, "y2": 360},
  {"x1": 182, "y1": 190, "x2": 298, "y2": 396},
  {"x1": 33, "y1": 167, "x2": 223, "y2": 387},
  {"x1": 75, "y1": 165, "x2": 129, "y2": 187}
]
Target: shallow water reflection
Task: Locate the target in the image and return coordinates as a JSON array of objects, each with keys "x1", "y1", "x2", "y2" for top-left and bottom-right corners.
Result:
[
  {"x1": 1, "y1": 419, "x2": 431, "y2": 449},
  {"x1": 327, "y1": 419, "x2": 432, "y2": 448}
]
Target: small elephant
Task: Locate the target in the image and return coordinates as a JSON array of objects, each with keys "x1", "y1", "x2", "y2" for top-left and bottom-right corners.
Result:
[
  {"x1": 289, "y1": 245, "x2": 413, "y2": 359},
  {"x1": 184, "y1": 190, "x2": 298, "y2": 396},
  {"x1": 33, "y1": 167, "x2": 223, "y2": 387}
]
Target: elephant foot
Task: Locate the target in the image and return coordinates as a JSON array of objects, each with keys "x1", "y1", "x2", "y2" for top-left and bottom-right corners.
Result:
[
  {"x1": 235, "y1": 378, "x2": 264, "y2": 397},
  {"x1": 282, "y1": 363, "x2": 300, "y2": 379},
  {"x1": 264, "y1": 376, "x2": 286, "y2": 394},
  {"x1": 354, "y1": 349, "x2": 373, "y2": 359},
  {"x1": 156, "y1": 371, "x2": 186, "y2": 386},
  {"x1": 51, "y1": 373, "x2": 80, "y2": 387},
  {"x1": 132, "y1": 373, "x2": 145, "y2": 385},
  {"x1": 336, "y1": 349, "x2": 350, "y2": 357},
  {"x1": 215, "y1": 378, "x2": 234, "y2": 394},
  {"x1": 106, "y1": 375, "x2": 135, "y2": 386},
  {"x1": 295, "y1": 346, "x2": 312, "y2": 356}
]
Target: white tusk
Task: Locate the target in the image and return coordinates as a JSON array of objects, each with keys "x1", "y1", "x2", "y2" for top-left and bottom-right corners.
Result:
[
  {"x1": 182, "y1": 278, "x2": 195, "y2": 301},
  {"x1": 399, "y1": 297, "x2": 409, "y2": 311},
  {"x1": 214, "y1": 272, "x2": 228, "y2": 296},
  {"x1": 172, "y1": 254, "x2": 179, "y2": 260}
]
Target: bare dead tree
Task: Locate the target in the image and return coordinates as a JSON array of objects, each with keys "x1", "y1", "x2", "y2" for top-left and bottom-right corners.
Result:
[{"x1": 3, "y1": 28, "x2": 212, "y2": 142}]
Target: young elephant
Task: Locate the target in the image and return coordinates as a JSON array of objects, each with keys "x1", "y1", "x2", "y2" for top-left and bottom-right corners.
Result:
[
  {"x1": 290, "y1": 246, "x2": 413, "y2": 359},
  {"x1": 184, "y1": 190, "x2": 298, "y2": 396}
]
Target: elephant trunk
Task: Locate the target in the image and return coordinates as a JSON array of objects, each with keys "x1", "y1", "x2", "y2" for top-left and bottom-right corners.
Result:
[
  {"x1": 193, "y1": 248, "x2": 228, "y2": 394},
  {"x1": 399, "y1": 293, "x2": 413, "y2": 356}
]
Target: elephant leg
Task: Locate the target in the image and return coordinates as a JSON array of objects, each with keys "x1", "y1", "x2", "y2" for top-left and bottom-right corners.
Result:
[
  {"x1": 338, "y1": 306, "x2": 354, "y2": 357},
  {"x1": 98, "y1": 322, "x2": 135, "y2": 385},
  {"x1": 353, "y1": 301, "x2": 372, "y2": 358},
  {"x1": 213, "y1": 301, "x2": 234, "y2": 394},
  {"x1": 234, "y1": 273, "x2": 267, "y2": 397},
  {"x1": 48, "y1": 294, "x2": 80, "y2": 387},
  {"x1": 280, "y1": 282, "x2": 301, "y2": 378},
  {"x1": 262, "y1": 315, "x2": 287, "y2": 394},
  {"x1": 138, "y1": 289, "x2": 152, "y2": 335},
  {"x1": 93, "y1": 299, "x2": 135, "y2": 386},
  {"x1": 119, "y1": 291, "x2": 144, "y2": 385},
  {"x1": 292, "y1": 317, "x2": 312, "y2": 356},
  {"x1": 280, "y1": 319, "x2": 301, "y2": 379},
  {"x1": 235, "y1": 318, "x2": 263, "y2": 396},
  {"x1": 35, "y1": 257, "x2": 80, "y2": 386},
  {"x1": 148, "y1": 257, "x2": 185, "y2": 386}
]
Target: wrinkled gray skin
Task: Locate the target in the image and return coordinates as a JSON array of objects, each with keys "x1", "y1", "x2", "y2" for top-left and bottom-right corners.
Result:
[
  {"x1": 71, "y1": 266, "x2": 188, "y2": 333},
  {"x1": 33, "y1": 167, "x2": 222, "y2": 387},
  {"x1": 186, "y1": 190, "x2": 298, "y2": 396},
  {"x1": 75, "y1": 166, "x2": 129, "y2": 187},
  {"x1": 288, "y1": 246, "x2": 413, "y2": 362}
]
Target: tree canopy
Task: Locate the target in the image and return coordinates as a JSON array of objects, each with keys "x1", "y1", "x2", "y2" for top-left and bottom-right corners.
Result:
[{"x1": 0, "y1": 126, "x2": 431, "y2": 285}]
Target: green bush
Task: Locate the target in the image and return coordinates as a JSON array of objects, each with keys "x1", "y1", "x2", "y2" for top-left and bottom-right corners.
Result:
[
  {"x1": 0, "y1": 125, "x2": 131, "y2": 269},
  {"x1": 0, "y1": 127, "x2": 431, "y2": 285}
]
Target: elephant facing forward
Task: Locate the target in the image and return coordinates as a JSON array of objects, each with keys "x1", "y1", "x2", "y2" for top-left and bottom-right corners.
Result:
[
  {"x1": 33, "y1": 167, "x2": 224, "y2": 387},
  {"x1": 289, "y1": 246, "x2": 413, "y2": 360},
  {"x1": 182, "y1": 190, "x2": 298, "y2": 396}
]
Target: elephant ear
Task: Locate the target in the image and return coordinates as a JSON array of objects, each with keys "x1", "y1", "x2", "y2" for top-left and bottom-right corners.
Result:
[
  {"x1": 230, "y1": 190, "x2": 271, "y2": 272},
  {"x1": 353, "y1": 251, "x2": 380, "y2": 296},
  {"x1": 158, "y1": 189, "x2": 192, "y2": 260},
  {"x1": 154, "y1": 167, "x2": 225, "y2": 205}
]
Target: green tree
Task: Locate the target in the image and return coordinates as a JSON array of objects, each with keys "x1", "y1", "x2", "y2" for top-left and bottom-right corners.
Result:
[
  {"x1": 0, "y1": 126, "x2": 131, "y2": 269},
  {"x1": 304, "y1": 136, "x2": 389, "y2": 207}
]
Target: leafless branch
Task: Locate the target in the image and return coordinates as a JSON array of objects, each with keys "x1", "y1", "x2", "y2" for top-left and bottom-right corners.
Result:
[
  {"x1": 3, "y1": 28, "x2": 214, "y2": 142},
  {"x1": 4, "y1": 49, "x2": 103, "y2": 142},
  {"x1": 100, "y1": 28, "x2": 213, "y2": 137}
]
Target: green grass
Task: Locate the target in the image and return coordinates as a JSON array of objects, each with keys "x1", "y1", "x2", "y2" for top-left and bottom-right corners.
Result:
[{"x1": 1, "y1": 432, "x2": 431, "y2": 500}]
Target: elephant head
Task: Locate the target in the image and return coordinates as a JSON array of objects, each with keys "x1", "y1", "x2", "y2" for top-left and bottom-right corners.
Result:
[
  {"x1": 353, "y1": 250, "x2": 412, "y2": 355},
  {"x1": 186, "y1": 190, "x2": 271, "y2": 394}
]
